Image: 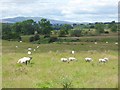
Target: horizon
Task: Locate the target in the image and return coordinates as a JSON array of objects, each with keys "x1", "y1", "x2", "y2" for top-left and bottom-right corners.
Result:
[{"x1": 1, "y1": 0, "x2": 118, "y2": 23}]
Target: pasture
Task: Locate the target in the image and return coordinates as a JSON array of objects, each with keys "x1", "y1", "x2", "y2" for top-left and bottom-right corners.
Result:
[{"x1": 2, "y1": 35, "x2": 118, "y2": 88}]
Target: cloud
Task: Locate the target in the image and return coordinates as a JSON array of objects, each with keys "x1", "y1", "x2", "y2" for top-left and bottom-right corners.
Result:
[{"x1": 0, "y1": 0, "x2": 118, "y2": 22}]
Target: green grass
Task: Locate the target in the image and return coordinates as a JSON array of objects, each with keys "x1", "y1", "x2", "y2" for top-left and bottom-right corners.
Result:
[{"x1": 2, "y1": 35, "x2": 118, "y2": 88}]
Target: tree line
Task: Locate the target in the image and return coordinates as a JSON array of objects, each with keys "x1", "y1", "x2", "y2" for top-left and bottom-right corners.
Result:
[{"x1": 2, "y1": 18, "x2": 118, "y2": 42}]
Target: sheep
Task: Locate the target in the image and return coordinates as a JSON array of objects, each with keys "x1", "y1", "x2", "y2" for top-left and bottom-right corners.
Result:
[
  {"x1": 28, "y1": 48, "x2": 32, "y2": 50},
  {"x1": 94, "y1": 42, "x2": 97, "y2": 44},
  {"x1": 17, "y1": 57, "x2": 32, "y2": 65},
  {"x1": 99, "y1": 58, "x2": 107, "y2": 63},
  {"x1": 104, "y1": 57, "x2": 109, "y2": 62},
  {"x1": 33, "y1": 49, "x2": 36, "y2": 51},
  {"x1": 85, "y1": 57, "x2": 93, "y2": 62},
  {"x1": 28, "y1": 51, "x2": 32, "y2": 55},
  {"x1": 61, "y1": 58, "x2": 68, "y2": 62},
  {"x1": 68, "y1": 57, "x2": 77, "y2": 61},
  {"x1": 115, "y1": 42, "x2": 118, "y2": 45},
  {"x1": 71, "y1": 51, "x2": 75, "y2": 54},
  {"x1": 106, "y1": 41, "x2": 108, "y2": 44},
  {"x1": 16, "y1": 46, "x2": 18, "y2": 48},
  {"x1": 37, "y1": 46, "x2": 39, "y2": 48},
  {"x1": 19, "y1": 41, "x2": 22, "y2": 42}
]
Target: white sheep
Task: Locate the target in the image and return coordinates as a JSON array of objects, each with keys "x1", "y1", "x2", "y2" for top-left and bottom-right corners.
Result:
[
  {"x1": 28, "y1": 51, "x2": 32, "y2": 55},
  {"x1": 16, "y1": 46, "x2": 18, "y2": 48},
  {"x1": 19, "y1": 41, "x2": 22, "y2": 42},
  {"x1": 71, "y1": 51, "x2": 75, "y2": 54},
  {"x1": 68, "y1": 57, "x2": 77, "y2": 61},
  {"x1": 106, "y1": 41, "x2": 108, "y2": 44},
  {"x1": 17, "y1": 57, "x2": 32, "y2": 65},
  {"x1": 99, "y1": 58, "x2": 107, "y2": 63},
  {"x1": 33, "y1": 49, "x2": 36, "y2": 51},
  {"x1": 37, "y1": 46, "x2": 39, "y2": 48},
  {"x1": 61, "y1": 58, "x2": 68, "y2": 62},
  {"x1": 115, "y1": 42, "x2": 118, "y2": 45},
  {"x1": 85, "y1": 57, "x2": 93, "y2": 62},
  {"x1": 104, "y1": 57, "x2": 109, "y2": 61},
  {"x1": 94, "y1": 42, "x2": 97, "y2": 44},
  {"x1": 28, "y1": 48, "x2": 32, "y2": 50}
]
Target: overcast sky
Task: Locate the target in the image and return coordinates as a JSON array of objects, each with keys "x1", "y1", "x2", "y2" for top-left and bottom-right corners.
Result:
[{"x1": 0, "y1": 0, "x2": 119, "y2": 23}]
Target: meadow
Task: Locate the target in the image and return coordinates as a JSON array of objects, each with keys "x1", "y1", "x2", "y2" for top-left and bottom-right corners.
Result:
[{"x1": 2, "y1": 35, "x2": 118, "y2": 88}]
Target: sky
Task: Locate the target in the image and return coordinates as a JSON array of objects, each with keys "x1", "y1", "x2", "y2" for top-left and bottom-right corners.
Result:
[{"x1": 0, "y1": 0, "x2": 119, "y2": 23}]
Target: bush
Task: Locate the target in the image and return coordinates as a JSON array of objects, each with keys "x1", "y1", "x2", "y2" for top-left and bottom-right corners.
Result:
[
  {"x1": 104, "y1": 31, "x2": 109, "y2": 34},
  {"x1": 58, "y1": 30, "x2": 66, "y2": 37},
  {"x1": 29, "y1": 36, "x2": 34, "y2": 42},
  {"x1": 44, "y1": 35, "x2": 50, "y2": 38},
  {"x1": 49, "y1": 36, "x2": 58, "y2": 43},
  {"x1": 34, "y1": 34, "x2": 40, "y2": 41},
  {"x1": 70, "y1": 30, "x2": 81, "y2": 37}
]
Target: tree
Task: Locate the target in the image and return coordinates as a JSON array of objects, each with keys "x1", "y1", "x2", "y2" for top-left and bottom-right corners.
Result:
[
  {"x1": 109, "y1": 21, "x2": 117, "y2": 32},
  {"x1": 70, "y1": 29, "x2": 82, "y2": 37},
  {"x1": 21, "y1": 19, "x2": 35, "y2": 35},
  {"x1": 11, "y1": 22, "x2": 22, "y2": 34},
  {"x1": 60, "y1": 24, "x2": 72, "y2": 34},
  {"x1": 58, "y1": 30, "x2": 66, "y2": 37},
  {"x1": 95, "y1": 23, "x2": 104, "y2": 34},
  {"x1": 38, "y1": 18, "x2": 53, "y2": 35}
]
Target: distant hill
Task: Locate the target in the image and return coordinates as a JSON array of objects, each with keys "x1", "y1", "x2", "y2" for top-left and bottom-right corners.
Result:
[{"x1": 1, "y1": 16, "x2": 74, "y2": 24}]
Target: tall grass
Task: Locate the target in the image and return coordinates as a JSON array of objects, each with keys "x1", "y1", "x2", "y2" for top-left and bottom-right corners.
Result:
[{"x1": 2, "y1": 35, "x2": 118, "y2": 88}]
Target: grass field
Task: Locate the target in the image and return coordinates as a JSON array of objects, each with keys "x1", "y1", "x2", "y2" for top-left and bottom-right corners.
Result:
[{"x1": 2, "y1": 35, "x2": 118, "y2": 88}]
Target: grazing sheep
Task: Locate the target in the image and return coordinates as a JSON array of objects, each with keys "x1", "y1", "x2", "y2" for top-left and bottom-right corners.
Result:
[
  {"x1": 28, "y1": 48, "x2": 32, "y2": 50},
  {"x1": 28, "y1": 51, "x2": 32, "y2": 55},
  {"x1": 19, "y1": 41, "x2": 22, "y2": 42},
  {"x1": 106, "y1": 41, "x2": 108, "y2": 44},
  {"x1": 61, "y1": 58, "x2": 68, "y2": 62},
  {"x1": 115, "y1": 42, "x2": 118, "y2": 45},
  {"x1": 37, "y1": 46, "x2": 39, "y2": 48},
  {"x1": 85, "y1": 57, "x2": 93, "y2": 62},
  {"x1": 68, "y1": 57, "x2": 77, "y2": 61},
  {"x1": 104, "y1": 57, "x2": 109, "y2": 61},
  {"x1": 17, "y1": 57, "x2": 32, "y2": 65},
  {"x1": 71, "y1": 51, "x2": 75, "y2": 54},
  {"x1": 99, "y1": 58, "x2": 107, "y2": 63},
  {"x1": 16, "y1": 46, "x2": 18, "y2": 48},
  {"x1": 94, "y1": 42, "x2": 97, "y2": 44},
  {"x1": 33, "y1": 49, "x2": 36, "y2": 51}
]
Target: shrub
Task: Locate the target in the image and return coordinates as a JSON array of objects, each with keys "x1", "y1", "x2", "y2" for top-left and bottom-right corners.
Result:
[
  {"x1": 49, "y1": 36, "x2": 58, "y2": 43},
  {"x1": 58, "y1": 30, "x2": 66, "y2": 37},
  {"x1": 70, "y1": 30, "x2": 81, "y2": 37},
  {"x1": 44, "y1": 35, "x2": 50, "y2": 38},
  {"x1": 34, "y1": 34, "x2": 40, "y2": 41},
  {"x1": 29, "y1": 36, "x2": 34, "y2": 42}
]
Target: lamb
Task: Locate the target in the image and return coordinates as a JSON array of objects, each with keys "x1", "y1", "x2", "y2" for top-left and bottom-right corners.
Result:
[
  {"x1": 17, "y1": 57, "x2": 32, "y2": 65},
  {"x1": 68, "y1": 57, "x2": 77, "y2": 61},
  {"x1": 85, "y1": 57, "x2": 93, "y2": 62},
  {"x1": 61, "y1": 58, "x2": 68, "y2": 62}
]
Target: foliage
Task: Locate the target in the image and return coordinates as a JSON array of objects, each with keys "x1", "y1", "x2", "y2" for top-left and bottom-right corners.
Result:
[
  {"x1": 95, "y1": 23, "x2": 105, "y2": 34},
  {"x1": 49, "y1": 36, "x2": 58, "y2": 43},
  {"x1": 70, "y1": 29, "x2": 82, "y2": 37},
  {"x1": 109, "y1": 21, "x2": 117, "y2": 32},
  {"x1": 60, "y1": 24, "x2": 72, "y2": 34},
  {"x1": 58, "y1": 30, "x2": 66, "y2": 37},
  {"x1": 38, "y1": 18, "x2": 53, "y2": 35}
]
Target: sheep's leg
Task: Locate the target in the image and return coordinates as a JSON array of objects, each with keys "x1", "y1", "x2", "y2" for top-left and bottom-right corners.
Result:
[{"x1": 25, "y1": 61, "x2": 27, "y2": 65}]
